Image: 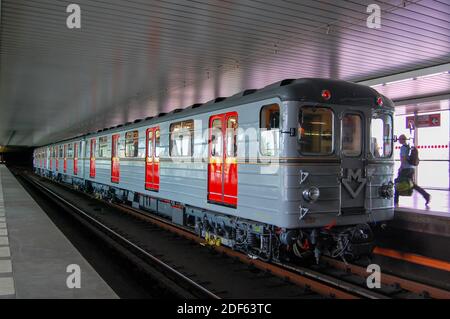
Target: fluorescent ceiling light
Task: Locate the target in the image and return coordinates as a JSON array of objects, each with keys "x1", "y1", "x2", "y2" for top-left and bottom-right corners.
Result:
[
  {"x1": 416, "y1": 71, "x2": 449, "y2": 80},
  {"x1": 384, "y1": 78, "x2": 414, "y2": 85}
]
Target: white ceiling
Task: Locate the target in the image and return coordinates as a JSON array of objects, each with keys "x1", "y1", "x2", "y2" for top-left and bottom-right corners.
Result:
[{"x1": 1, "y1": 0, "x2": 449, "y2": 146}]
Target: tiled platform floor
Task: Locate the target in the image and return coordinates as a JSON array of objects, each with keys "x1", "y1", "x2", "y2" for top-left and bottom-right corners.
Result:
[{"x1": 0, "y1": 165, "x2": 117, "y2": 299}]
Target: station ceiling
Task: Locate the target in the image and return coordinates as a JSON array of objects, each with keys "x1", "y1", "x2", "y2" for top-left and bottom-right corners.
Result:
[{"x1": 1, "y1": 0, "x2": 449, "y2": 146}]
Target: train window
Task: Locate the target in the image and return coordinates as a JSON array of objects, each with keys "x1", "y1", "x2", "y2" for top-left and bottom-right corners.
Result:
[
  {"x1": 226, "y1": 116, "x2": 238, "y2": 157},
  {"x1": 155, "y1": 129, "x2": 161, "y2": 157},
  {"x1": 211, "y1": 119, "x2": 223, "y2": 157},
  {"x1": 59, "y1": 146, "x2": 63, "y2": 158},
  {"x1": 260, "y1": 104, "x2": 280, "y2": 156},
  {"x1": 170, "y1": 120, "x2": 194, "y2": 157},
  {"x1": 371, "y1": 112, "x2": 393, "y2": 158},
  {"x1": 90, "y1": 139, "x2": 97, "y2": 158},
  {"x1": 67, "y1": 144, "x2": 74, "y2": 158},
  {"x1": 342, "y1": 114, "x2": 362, "y2": 157},
  {"x1": 125, "y1": 130, "x2": 139, "y2": 157},
  {"x1": 98, "y1": 136, "x2": 109, "y2": 158},
  {"x1": 298, "y1": 107, "x2": 334, "y2": 155},
  {"x1": 147, "y1": 130, "x2": 154, "y2": 158}
]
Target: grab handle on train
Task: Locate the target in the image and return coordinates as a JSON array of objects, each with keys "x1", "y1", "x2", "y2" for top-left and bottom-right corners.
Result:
[{"x1": 281, "y1": 128, "x2": 296, "y2": 137}]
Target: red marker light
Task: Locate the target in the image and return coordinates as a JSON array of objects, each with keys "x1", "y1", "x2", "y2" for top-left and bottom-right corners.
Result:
[
  {"x1": 377, "y1": 97, "x2": 383, "y2": 106},
  {"x1": 321, "y1": 90, "x2": 331, "y2": 101}
]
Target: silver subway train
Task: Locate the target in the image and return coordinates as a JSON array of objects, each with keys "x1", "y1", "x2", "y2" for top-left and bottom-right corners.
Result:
[{"x1": 33, "y1": 78, "x2": 395, "y2": 262}]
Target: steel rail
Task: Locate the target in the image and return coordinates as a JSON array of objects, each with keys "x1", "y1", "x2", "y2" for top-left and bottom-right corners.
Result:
[
  {"x1": 322, "y1": 256, "x2": 450, "y2": 299},
  {"x1": 113, "y1": 202, "x2": 450, "y2": 299},
  {"x1": 108, "y1": 204, "x2": 362, "y2": 299},
  {"x1": 28, "y1": 172, "x2": 446, "y2": 300}
]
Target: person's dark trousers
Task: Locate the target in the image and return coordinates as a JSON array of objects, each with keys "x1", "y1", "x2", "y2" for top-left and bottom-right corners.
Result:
[
  {"x1": 394, "y1": 190, "x2": 399, "y2": 205},
  {"x1": 394, "y1": 168, "x2": 430, "y2": 204},
  {"x1": 413, "y1": 184, "x2": 430, "y2": 199}
]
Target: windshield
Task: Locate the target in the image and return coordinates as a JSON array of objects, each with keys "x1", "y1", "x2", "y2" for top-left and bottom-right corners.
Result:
[
  {"x1": 342, "y1": 113, "x2": 362, "y2": 157},
  {"x1": 298, "y1": 106, "x2": 334, "y2": 155},
  {"x1": 371, "y1": 112, "x2": 393, "y2": 158}
]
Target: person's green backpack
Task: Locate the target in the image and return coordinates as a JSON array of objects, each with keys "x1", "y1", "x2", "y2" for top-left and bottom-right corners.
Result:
[{"x1": 395, "y1": 179, "x2": 414, "y2": 196}]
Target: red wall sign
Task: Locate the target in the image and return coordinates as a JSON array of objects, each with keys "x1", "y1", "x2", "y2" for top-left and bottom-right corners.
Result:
[{"x1": 406, "y1": 113, "x2": 440, "y2": 129}]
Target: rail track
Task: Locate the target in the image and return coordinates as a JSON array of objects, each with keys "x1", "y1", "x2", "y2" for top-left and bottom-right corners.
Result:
[
  {"x1": 17, "y1": 169, "x2": 450, "y2": 299},
  {"x1": 112, "y1": 201, "x2": 450, "y2": 299},
  {"x1": 319, "y1": 256, "x2": 450, "y2": 299},
  {"x1": 16, "y1": 170, "x2": 333, "y2": 299},
  {"x1": 110, "y1": 202, "x2": 384, "y2": 299},
  {"x1": 20, "y1": 172, "x2": 220, "y2": 299}
]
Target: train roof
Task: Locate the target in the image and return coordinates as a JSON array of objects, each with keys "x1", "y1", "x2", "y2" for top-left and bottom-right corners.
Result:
[{"x1": 38, "y1": 78, "x2": 394, "y2": 147}]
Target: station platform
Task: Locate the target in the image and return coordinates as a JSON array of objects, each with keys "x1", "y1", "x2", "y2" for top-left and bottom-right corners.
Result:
[
  {"x1": 393, "y1": 189, "x2": 450, "y2": 237},
  {"x1": 397, "y1": 189, "x2": 449, "y2": 216},
  {"x1": 0, "y1": 165, "x2": 117, "y2": 298}
]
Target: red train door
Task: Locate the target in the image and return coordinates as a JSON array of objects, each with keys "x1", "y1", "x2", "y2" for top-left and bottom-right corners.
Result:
[
  {"x1": 63, "y1": 145, "x2": 67, "y2": 173},
  {"x1": 49, "y1": 148, "x2": 52, "y2": 170},
  {"x1": 145, "y1": 127, "x2": 160, "y2": 191},
  {"x1": 90, "y1": 139, "x2": 96, "y2": 178},
  {"x1": 208, "y1": 112, "x2": 238, "y2": 207},
  {"x1": 74, "y1": 143, "x2": 78, "y2": 175},
  {"x1": 111, "y1": 134, "x2": 120, "y2": 183}
]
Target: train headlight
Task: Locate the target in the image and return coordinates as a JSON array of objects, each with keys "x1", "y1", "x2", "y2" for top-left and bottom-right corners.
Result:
[{"x1": 303, "y1": 187, "x2": 320, "y2": 203}]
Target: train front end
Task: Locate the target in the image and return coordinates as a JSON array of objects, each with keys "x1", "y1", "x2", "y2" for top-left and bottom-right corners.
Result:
[{"x1": 279, "y1": 80, "x2": 395, "y2": 262}]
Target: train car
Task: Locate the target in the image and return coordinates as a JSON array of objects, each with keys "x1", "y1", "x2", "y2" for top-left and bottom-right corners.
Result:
[{"x1": 34, "y1": 78, "x2": 395, "y2": 262}]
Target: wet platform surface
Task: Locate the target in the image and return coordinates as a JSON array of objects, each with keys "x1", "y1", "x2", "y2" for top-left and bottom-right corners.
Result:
[{"x1": 0, "y1": 165, "x2": 117, "y2": 298}]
